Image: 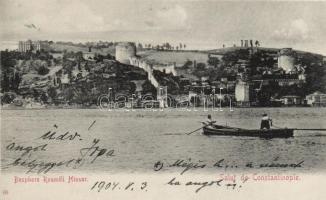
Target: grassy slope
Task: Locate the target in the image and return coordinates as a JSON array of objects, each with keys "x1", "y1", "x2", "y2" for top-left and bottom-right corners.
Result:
[
  {"x1": 137, "y1": 47, "x2": 279, "y2": 66},
  {"x1": 137, "y1": 50, "x2": 210, "y2": 65},
  {"x1": 50, "y1": 43, "x2": 115, "y2": 55}
]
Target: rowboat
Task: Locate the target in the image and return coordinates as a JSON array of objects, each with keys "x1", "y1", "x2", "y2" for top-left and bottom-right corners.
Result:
[{"x1": 202, "y1": 125, "x2": 294, "y2": 138}]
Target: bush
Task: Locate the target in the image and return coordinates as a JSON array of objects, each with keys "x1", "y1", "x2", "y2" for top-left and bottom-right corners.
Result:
[
  {"x1": 1, "y1": 92, "x2": 17, "y2": 104},
  {"x1": 37, "y1": 66, "x2": 50, "y2": 75}
]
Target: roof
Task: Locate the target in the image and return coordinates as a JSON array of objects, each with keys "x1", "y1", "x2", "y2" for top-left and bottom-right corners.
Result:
[
  {"x1": 281, "y1": 95, "x2": 302, "y2": 98},
  {"x1": 313, "y1": 91, "x2": 324, "y2": 95}
]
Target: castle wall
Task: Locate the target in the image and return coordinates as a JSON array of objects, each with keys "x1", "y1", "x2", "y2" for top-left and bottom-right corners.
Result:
[
  {"x1": 130, "y1": 57, "x2": 159, "y2": 88},
  {"x1": 130, "y1": 57, "x2": 178, "y2": 88},
  {"x1": 152, "y1": 64, "x2": 177, "y2": 76}
]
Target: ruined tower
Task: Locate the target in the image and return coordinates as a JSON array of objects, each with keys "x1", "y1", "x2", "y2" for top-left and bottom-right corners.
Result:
[
  {"x1": 115, "y1": 42, "x2": 137, "y2": 64},
  {"x1": 278, "y1": 48, "x2": 295, "y2": 73}
]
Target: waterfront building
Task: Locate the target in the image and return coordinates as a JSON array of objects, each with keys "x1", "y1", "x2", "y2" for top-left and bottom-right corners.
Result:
[
  {"x1": 83, "y1": 52, "x2": 96, "y2": 60},
  {"x1": 280, "y1": 95, "x2": 302, "y2": 106},
  {"x1": 252, "y1": 74, "x2": 302, "y2": 86},
  {"x1": 306, "y1": 92, "x2": 326, "y2": 107}
]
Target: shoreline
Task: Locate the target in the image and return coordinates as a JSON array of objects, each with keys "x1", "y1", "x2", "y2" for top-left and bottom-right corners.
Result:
[{"x1": 1, "y1": 105, "x2": 324, "y2": 111}]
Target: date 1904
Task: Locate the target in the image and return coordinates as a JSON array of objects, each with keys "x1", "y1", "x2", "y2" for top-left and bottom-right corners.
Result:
[{"x1": 90, "y1": 180, "x2": 148, "y2": 192}]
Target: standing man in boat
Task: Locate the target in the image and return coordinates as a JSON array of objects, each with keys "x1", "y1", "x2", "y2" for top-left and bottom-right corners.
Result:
[
  {"x1": 260, "y1": 113, "x2": 273, "y2": 129},
  {"x1": 203, "y1": 114, "x2": 216, "y2": 128}
]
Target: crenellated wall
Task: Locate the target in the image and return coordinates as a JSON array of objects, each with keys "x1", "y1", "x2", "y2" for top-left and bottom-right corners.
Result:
[
  {"x1": 130, "y1": 57, "x2": 177, "y2": 88},
  {"x1": 152, "y1": 64, "x2": 177, "y2": 76},
  {"x1": 130, "y1": 57, "x2": 160, "y2": 88}
]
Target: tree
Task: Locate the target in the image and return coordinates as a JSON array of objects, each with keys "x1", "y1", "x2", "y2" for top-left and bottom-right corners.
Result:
[
  {"x1": 75, "y1": 51, "x2": 84, "y2": 63},
  {"x1": 142, "y1": 80, "x2": 156, "y2": 95},
  {"x1": 12, "y1": 72, "x2": 21, "y2": 91},
  {"x1": 129, "y1": 82, "x2": 136, "y2": 94},
  {"x1": 37, "y1": 66, "x2": 50, "y2": 75},
  {"x1": 305, "y1": 64, "x2": 326, "y2": 93},
  {"x1": 40, "y1": 93, "x2": 48, "y2": 103},
  {"x1": 256, "y1": 91, "x2": 271, "y2": 106},
  {"x1": 165, "y1": 42, "x2": 171, "y2": 50},
  {"x1": 1, "y1": 92, "x2": 16, "y2": 104},
  {"x1": 196, "y1": 63, "x2": 206, "y2": 70},
  {"x1": 63, "y1": 88, "x2": 75, "y2": 103},
  {"x1": 48, "y1": 87, "x2": 57, "y2": 100},
  {"x1": 1, "y1": 73, "x2": 10, "y2": 92},
  {"x1": 182, "y1": 60, "x2": 193, "y2": 69},
  {"x1": 85, "y1": 62, "x2": 90, "y2": 72},
  {"x1": 208, "y1": 57, "x2": 220, "y2": 68}
]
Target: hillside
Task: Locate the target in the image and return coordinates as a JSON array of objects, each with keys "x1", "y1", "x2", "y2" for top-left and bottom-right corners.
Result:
[
  {"x1": 50, "y1": 43, "x2": 115, "y2": 55},
  {"x1": 137, "y1": 47, "x2": 324, "y2": 67},
  {"x1": 0, "y1": 50, "x2": 154, "y2": 106}
]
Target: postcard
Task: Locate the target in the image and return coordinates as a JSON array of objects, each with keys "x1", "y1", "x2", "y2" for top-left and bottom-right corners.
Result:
[{"x1": 1, "y1": 0, "x2": 326, "y2": 199}]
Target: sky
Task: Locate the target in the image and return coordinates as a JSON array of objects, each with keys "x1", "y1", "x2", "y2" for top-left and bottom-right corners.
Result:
[{"x1": 1, "y1": 0, "x2": 326, "y2": 55}]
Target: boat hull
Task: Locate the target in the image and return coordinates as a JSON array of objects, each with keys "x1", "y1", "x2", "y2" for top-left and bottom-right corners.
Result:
[{"x1": 203, "y1": 126, "x2": 294, "y2": 138}]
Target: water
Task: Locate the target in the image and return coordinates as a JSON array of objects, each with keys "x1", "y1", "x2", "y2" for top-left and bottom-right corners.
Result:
[{"x1": 1, "y1": 107, "x2": 326, "y2": 174}]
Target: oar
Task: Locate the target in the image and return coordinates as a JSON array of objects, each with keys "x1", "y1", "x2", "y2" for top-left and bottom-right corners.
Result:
[
  {"x1": 294, "y1": 128, "x2": 326, "y2": 131},
  {"x1": 186, "y1": 125, "x2": 208, "y2": 135},
  {"x1": 272, "y1": 123, "x2": 326, "y2": 131},
  {"x1": 186, "y1": 121, "x2": 215, "y2": 135}
]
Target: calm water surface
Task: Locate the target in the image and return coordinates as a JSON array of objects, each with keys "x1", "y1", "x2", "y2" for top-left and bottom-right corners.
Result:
[{"x1": 1, "y1": 108, "x2": 326, "y2": 174}]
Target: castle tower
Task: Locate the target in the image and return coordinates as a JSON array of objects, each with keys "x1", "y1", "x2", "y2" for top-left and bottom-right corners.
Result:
[
  {"x1": 278, "y1": 48, "x2": 295, "y2": 73},
  {"x1": 115, "y1": 42, "x2": 136, "y2": 64},
  {"x1": 235, "y1": 81, "x2": 251, "y2": 106}
]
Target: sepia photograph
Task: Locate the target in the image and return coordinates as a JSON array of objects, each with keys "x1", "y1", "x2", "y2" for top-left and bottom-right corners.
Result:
[{"x1": 1, "y1": 0, "x2": 326, "y2": 199}]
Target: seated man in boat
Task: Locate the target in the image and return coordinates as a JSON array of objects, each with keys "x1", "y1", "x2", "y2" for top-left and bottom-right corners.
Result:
[
  {"x1": 260, "y1": 114, "x2": 273, "y2": 129},
  {"x1": 202, "y1": 114, "x2": 216, "y2": 128}
]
